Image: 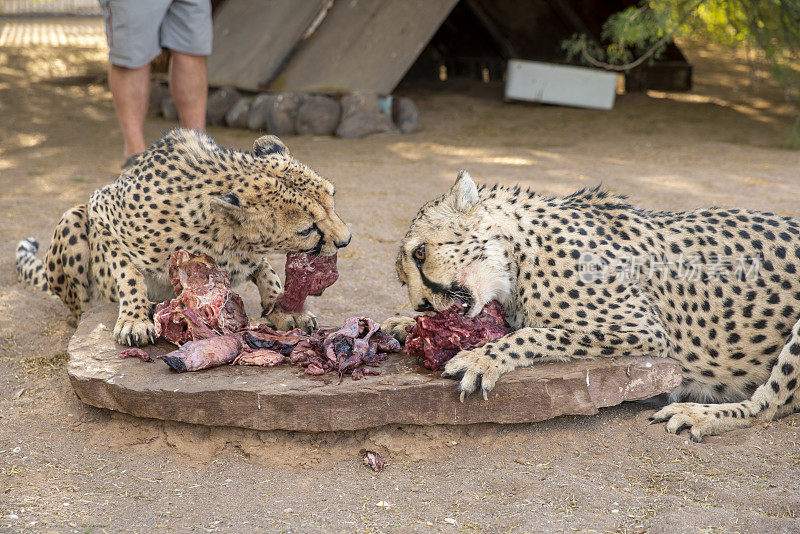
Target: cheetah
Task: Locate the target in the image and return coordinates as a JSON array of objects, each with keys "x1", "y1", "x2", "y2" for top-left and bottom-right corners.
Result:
[
  {"x1": 16, "y1": 128, "x2": 351, "y2": 346},
  {"x1": 384, "y1": 171, "x2": 800, "y2": 441}
]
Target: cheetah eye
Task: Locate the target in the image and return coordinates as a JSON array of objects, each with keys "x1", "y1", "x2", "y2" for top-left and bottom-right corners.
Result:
[
  {"x1": 297, "y1": 226, "x2": 314, "y2": 237},
  {"x1": 412, "y1": 244, "x2": 426, "y2": 263}
]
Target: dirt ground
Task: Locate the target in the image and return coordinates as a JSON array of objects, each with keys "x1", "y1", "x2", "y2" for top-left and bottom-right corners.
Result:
[{"x1": 1, "y1": 16, "x2": 800, "y2": 534}]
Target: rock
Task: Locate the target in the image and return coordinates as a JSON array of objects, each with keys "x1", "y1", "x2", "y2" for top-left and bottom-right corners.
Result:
[
  {"x1": 225, "y1": 97, "x2": 253, "y2": 129},
  {"x1": 336, "y1": 112, "x2": 394, "y2": 139},
  {"x1": 206, "y1": 86, "x2": 241, "y2": 126},
  {"x1": 336, "y1": 93, "x2": 394, "y2": 139},
  {"x1": 247, "y1": 93, "x2": 274, "y2": 131},
  {"x1": 148, "y1": 82, "x2": 170, "y2": 118},
  {"x1": 160, "y1": 95, "x2": 178, "y2": 121},
  {"x1": 67, "y1": 303, "x2": 682, "y2": 432},
  {"x1": 392, "y1": 96, "x2": 419, "y2": 134},
  {"x1": 340, "y1": 93, "x2": 381, "y2": 117},
  {"x1": 296, "y1": 96, "x2": 341, "y2": 136},
  {"x1": 266, "y1": 92, "x2": 305, "y2": 136}
]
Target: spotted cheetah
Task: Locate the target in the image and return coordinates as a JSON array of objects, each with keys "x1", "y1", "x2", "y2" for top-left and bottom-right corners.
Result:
[
  {"x1": 385, "y1": 171, "x2": 800, "y2": 441},
  {"x1": 16, "y1": 128, "x2": 351, "y2": 346}
]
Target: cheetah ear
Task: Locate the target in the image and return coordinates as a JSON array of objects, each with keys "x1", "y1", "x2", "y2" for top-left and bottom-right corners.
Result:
[
  {"x1": 448, "y1": 170, "x2": 480, "y2": 212},
  {"x1": 253, "y1": 135, "x2": 290, "y2": 158}
]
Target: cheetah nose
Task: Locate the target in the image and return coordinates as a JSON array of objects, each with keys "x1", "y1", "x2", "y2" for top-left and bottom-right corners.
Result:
[
  {"x1": 335, "y1": 234, "x2": 351, "y2": 249},
  {"x1": 415, "y1": 298, "x2": 434, "y2": 312}
]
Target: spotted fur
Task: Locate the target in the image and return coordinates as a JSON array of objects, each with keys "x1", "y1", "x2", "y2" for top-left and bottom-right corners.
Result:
[
  {"x1": 386, "y1": 171, "x2": 800, "y2": 441},
  {"x1": 16, "y1": 128, "x2": 351, "y2": 346}
]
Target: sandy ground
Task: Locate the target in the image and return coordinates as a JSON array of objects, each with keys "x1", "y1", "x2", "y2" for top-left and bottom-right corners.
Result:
[{"x1": 1, "y1": 16, "x2": 800, "y2": 534}]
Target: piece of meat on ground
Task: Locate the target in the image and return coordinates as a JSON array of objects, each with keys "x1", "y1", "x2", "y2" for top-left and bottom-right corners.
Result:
[
  {"x1": 276, "y1": 253, "x2": 338, "y2": 313},
  {"x1": 242, "y1": 326, "x2": 307, "y2": 354},
  {"x1": 404, "y1": 300, "x2": 511, "y2": 371},
  {"x1": 285, "y1": 318, "x2": 400, "y2": 377},
  {"x1": 232, "y1": 327, "x2": 306, "y2": 366},
  {"x1": 119, "y1": 347, "x2": 155, "y2": 362},
  {"x1": 362, "y1": 450, "x2": 388, "y2": 472},
  {"x1": 154, "y1": 250, "x2": 248, "y2": 345},
  {"x1": 323, "y1": 317, "x2": 401, "y2": 378},
  {"x1": 161, "y1": 334, "x2": 242, "y2": 372},
  {"x1": 233, "y1": 349, "x2": 285, "y2": 366}
]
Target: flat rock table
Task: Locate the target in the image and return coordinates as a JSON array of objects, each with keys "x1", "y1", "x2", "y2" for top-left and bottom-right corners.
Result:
[{"x1": 67, "y1": 304, "x2": 682, "y2": 432}]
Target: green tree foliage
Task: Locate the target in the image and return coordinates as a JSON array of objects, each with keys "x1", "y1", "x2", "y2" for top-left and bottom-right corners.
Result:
[{"x1": 562, "y1": 1, "x2": 800, "y2": 147}]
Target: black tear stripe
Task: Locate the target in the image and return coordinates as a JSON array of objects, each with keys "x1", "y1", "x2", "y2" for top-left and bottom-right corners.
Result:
[{"x1": 416, "y1": 263, "x2": 474, "y2": 311}]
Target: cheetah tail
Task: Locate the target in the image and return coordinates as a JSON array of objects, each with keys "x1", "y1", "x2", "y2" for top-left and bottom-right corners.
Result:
[{"x1": 16, "y1": 238, "x2": 49, "y2": 291}]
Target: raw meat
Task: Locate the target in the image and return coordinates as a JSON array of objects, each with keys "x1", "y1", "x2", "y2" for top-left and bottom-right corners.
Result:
[
  {"x1": 276, "y1": 253, "x2": 339, "y2": 313},
  {"x1": 232, "y1": 328, "x2": 305, "y2": 366},
  {"x1": 242, "y1": 327, "x2": 307, "y2": 354},
  {"x1": 326, "y1": 318, "x2": 400, "y2": 378},
  {"x1": 154, "y1": 250, "x2": 248, "y2": 345},
  {"x1": 233, "y1": 349, "x2": 285, "y2": 366},
  {"x1": 404, "y1": 300, "x2": 511, "y2": 371},
  {"x1": 134, "y1": 249, "x2": 397, "y2": 379},
  {"x1": 288, "y1": 318, "x2": 401, "y2": 378},
  {"x1": 155, "y1": 322, "x2": 399, "y2": 377},
  {"x1": 161, "y1": 334, "x2": 242, "y2": 372},
  {"x1": 120, "y1": 347, "x2": 155, "y2": 362},
  {"x1": 362, "y1": 450, "x2": 388, "y2": 472}
]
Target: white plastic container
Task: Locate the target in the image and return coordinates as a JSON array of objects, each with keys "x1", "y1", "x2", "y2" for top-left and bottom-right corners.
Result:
[{"x1": 505, "y1": 59, "x2": 618, "y2": 110}]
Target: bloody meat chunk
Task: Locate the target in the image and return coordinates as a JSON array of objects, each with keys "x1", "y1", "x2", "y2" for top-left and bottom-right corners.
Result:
[
  {"x1": 233, "y1": 349, "x2": 285, "y2": 366},
  {"x1": 276, "y1": 253, "x2": 339, "y2": 313},
  {"x1": 142, "y1": 316, "x2": 399, "y2": 377},
  {"x1": 288, "y1": 317, "x2": 401, "y2": 378},
  {"x1": 161, "y1": 334, "x2": 242, "y2": 372},
  {"x1": 242, "y1": 326, "x2": 307, "y2": 354},
  {"x1": 288, "y1": 331, "x2": 327, "y2": 373},
  {"x1": 233, "y1": 327, "x2": 306, "y2": 366},
  {"x1": 154, "y1": 250, "x2": 248, "y2": 345},
  {"x1": 136, "y1": 249, "x2": 396, "y2": 378},
  {"x1": 120, "y1": 347, "x2": 155, "y2": 362},
  {"x1": 362, "y1": 450, "x2": 388, "y2": 472},
  {"x1": 404, "y1": 300, "x2": 511, "y2": 371},
  {"x1": 324, "y1": 317, "x2": 400, "y2": 378}
]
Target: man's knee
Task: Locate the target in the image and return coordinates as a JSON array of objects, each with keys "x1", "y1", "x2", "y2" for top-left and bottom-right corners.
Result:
[{"x1": 169, "y1": 50, "x2": 208, "y2": 64}]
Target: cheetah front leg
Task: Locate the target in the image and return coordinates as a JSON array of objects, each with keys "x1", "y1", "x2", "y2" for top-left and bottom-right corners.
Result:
[
  {"x1": 650, "y1": 318, "x2": 800, "y2": 442},
  {"x1": 251, "y1": 259, "x2": 318, "y2": 332},
  {"x1": 443, "y1": 320, "x2": 668, "y2": 401},
  {"x1": 92, "y1": 223, "x2": 155, "y2": 346}
]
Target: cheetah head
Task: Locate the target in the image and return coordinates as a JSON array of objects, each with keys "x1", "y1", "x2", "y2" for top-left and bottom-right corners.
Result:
[
  {"x1": 209, "y1": 134, "x2": 351, "y2": 257},
  {"x1": 396, "y1": 171, "x2": 513, "y2": 317}
]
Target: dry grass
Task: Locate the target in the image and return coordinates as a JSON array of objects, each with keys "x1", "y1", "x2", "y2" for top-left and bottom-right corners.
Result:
[
  {"x1": 0, "y1": 331, "x2": 16, "y2": 357},
  {"x1": 19, "y1": 350, "x2": 68, "y2": 374}
]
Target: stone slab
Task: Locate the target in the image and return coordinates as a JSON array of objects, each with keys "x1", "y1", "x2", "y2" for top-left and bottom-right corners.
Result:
[{"x1": 68, "y1": 304, "x2": 682, "y2": 432}]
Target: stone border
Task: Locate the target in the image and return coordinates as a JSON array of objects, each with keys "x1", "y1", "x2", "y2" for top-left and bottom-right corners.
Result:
[
  {"x1": 150, "y1": 84, "x2": 419, "y2": 139},
  {"x1": 68, "y1": 304, "x2": 682, "y2": 432}
]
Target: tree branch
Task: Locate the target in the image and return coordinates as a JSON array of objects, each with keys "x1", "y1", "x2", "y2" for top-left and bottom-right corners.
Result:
[{"x1": 580, "y1": 0, "x2": 706, "y2": 72}]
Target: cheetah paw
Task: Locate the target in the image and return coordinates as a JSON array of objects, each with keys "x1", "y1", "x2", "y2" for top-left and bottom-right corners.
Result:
[
  {"x1": 264, "y1": 307, "x2": 319, "y2": 333},
  {"x1": 114, "y1": 316, "x2": 157, "y2": 347},
  {"x1": 649, "y1": 402, "x2": 758, "y2": 442},
  {"x1": 441, "y1": 349, "x2": 508, "y2": 402},
  {"x1": 381, "y1": 315, "x2": 415, "y2": 343}
]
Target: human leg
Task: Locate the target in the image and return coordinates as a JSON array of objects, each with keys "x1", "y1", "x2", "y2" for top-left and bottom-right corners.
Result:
[
  {"x1": 169, "y1": 52, "x2": 208, "y2": 131},
  {"x1": 161, "y1": 0, "x2": 213, "y2": 131}
]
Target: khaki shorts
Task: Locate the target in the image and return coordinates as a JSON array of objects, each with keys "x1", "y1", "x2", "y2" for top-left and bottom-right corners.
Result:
[{"x1": 100, "y1": 0, "x2": 212, "y2": 68}]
